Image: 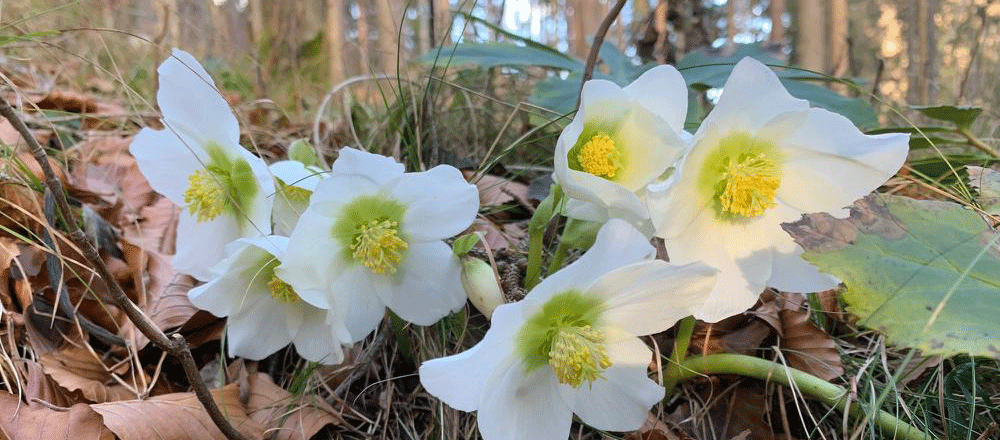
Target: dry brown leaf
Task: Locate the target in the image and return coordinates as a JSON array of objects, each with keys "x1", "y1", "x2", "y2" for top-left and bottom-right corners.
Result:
[
  {"x1": 92, "y1": 383, "x2": 264, "y2": 440},
  {"x1": 466, "y1": 172, "x2": 532, "y2": 209},
  {"x1": 624, "y1": 412, "x2": 686, "y2": 440},
  {"x1": 38, "y1": 347, "x2": 139, "y2": 403},
  {"x1": 246, "y1": 373, "x2": 343, "y2": 440},
  {"x1": 469, "y1": 218, "x2": 526, "y2": 251},
  {"x1": 19, "y1": 360, "x2": 82, "y2": 408},
  {"x1": 0, "y1": 120, "x2": 52, "y2": 152},
  {"x1": 0, "y1": 392, "x2": 116, "y2": 440},
  {"x1": 34, "y1": 90, "x2": 124, "y2": 131},
  {"x1": 779, "y1": 294, "x2": 843, "y2": 381},
  {"x1": 119, "y1": 238, "x2": 197, "y2": 348}
]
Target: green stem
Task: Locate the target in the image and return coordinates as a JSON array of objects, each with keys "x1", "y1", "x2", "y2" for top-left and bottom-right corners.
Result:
[
  {"x1": 524, "y1": 186, "x2": 562, "y2": 291},
  {"x1": 545, "y1": 219, "x2": 576, "y2": 275},
  {"x1": 662, "y1": 315, "x2": 696, "y2": 396},
  {"x1": 672, "y1": 354, "x2": 933, "y2": 440}
]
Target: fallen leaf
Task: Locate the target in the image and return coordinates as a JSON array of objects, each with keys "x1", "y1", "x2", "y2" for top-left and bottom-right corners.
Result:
[
  {"x1": 466, "y1": 172, "x2": 532, "y2": 209},
  {"x1": 92, "y1": 383, "x2": 264, "y2": 440},
  {"x1": 119, "y1": 238, "x2": 197, "y2": 348},
  {"x1": 246, "y1": 373, "x2": 343, "y2": 440},
  {"x1": 0, "y1": 392, "x2": 116, "y2": 440},
  {"x1": 624, "y1": 412, "x2": 686, "y2": 440},
  {"x1": 19, "y1": 360, "x2": 82, "y2": 408},
  {"x1": 39, "y1": 347, "x2": 140, "y2": 403},
  {"x1": 779, "y1": 294, "x2": 843, "y2": 381}
]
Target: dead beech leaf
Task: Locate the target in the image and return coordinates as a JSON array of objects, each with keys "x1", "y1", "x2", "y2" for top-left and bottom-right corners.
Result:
[
  {"x1": 469, "y1": 218, "x2": 526, "y2": 251},
  {"x1": 92, "y1": 383, "x2": 264, "y2": 440},
  {"x1": 246, "y1": 373, "x2": 343, "y2": 440},
  {"x1": 466, "y1": 172, "x2": 532, "y2": 209},
  {"x1": 19, "y1": 360, "x2": 81, "y2": 408},
  {"x1": 38, "y1": 347, "x2": 139, "y2": 403},
  {"x1": 0, "y1": 392, "x2": 116, "y2": 440},
  {"x1": 624, "y1": 412, "x2": 685, "y2": 440},
  {"x1": 779, "y1": 295, "x2": 843, "y2": 381},
  {"x1": 117, "y1": 236, "x2": 196, "y2": 348}
]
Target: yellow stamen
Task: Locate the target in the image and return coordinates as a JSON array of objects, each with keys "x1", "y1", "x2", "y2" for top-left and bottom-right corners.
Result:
[
  {"x1": 547, "y1": 325, "x2": 612, "y2": 388},
  {"x1": 267, "y1": 275, "x2": 299, "y2": 303},
  {"x1": 352, "y1": 219, "x2": 408, "y2": 274},
  {"x1": 576, "y1": 134, "x2": 621, "y2": 178},
  {"x1": 183, "y1": 170, "x2": 227, "y2": 221},
  {"x1": 718, "y1": 153, "x2": 780, "y2": 218}
]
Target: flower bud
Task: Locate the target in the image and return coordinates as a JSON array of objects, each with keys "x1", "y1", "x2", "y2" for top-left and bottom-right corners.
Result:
[{"x1": 460, "y1": 256, "x2": 505, "y2": 319}]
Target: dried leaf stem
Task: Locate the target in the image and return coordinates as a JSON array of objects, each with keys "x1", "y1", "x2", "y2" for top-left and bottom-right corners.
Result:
[{"x1": 0, "y1": 95, "x2": 249, "y2": 440}]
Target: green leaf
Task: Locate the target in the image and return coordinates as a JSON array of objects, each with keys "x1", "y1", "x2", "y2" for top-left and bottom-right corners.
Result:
[
  {"x1": 418, "y1": 42, "x2": 583, "y2": 71},
  {"x1": 287, "y1": 139, "x2": 319, "y2": 167},
  {"x1": 913, "y1": 105, "x2": 983, "y2": 130},
  {"x1": 560, "y1": 219, "x2": 601, "y2": 250},
  {"x1": 779, "y1": 80, "x2": 878, "y2": 129},
  {"x1": 451, "y1": 232, "x2": 483, "y2": 257},
  {"x1": 788, "y1": 194, "x2": 1000, "y2": 358}
]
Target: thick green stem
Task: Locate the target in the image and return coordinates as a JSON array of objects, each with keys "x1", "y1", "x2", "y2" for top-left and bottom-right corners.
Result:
[
  {"x1": 662, "y1": 315, "x2": 696, "y2": 396},
  {"x1": 545, "y1": 219, "x2": 576, "y2": 275},
  {"x1": 671, "y1": 354, "x2": 933, "y2": 440},
  {"x1": 524, "y1": 186, "x2": 562, "y2": 290}
]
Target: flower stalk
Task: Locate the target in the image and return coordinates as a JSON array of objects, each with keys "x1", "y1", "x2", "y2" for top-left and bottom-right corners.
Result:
[
  {"x1": 662, "y1": 315, "x2": 696, "y2": 396},
  {"x1": 671, "y1": 354, "x2": 932, "y2": 440}
]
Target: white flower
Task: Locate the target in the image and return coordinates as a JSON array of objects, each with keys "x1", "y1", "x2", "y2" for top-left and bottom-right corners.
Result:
[
  {"x1": 647, "y1": 57, "x2": 909, "y2": 322},
  {"x1": 270, "y1": 159, "x2": 324, "y2": 236},
  {"x1": 419, "y1": 219, "x2": 717, "y2": 440},
  {"x1": 276, "y1": 148, "x2": 479, "y2": 344},
  {"x1": 130, "y1": 49, "x2": 274, "y2": 281},
  {"x1": 188, "y1": 235, "x2": 342, "y2": 364},
  {"x1": 553, "y1": 66, "x2": 690, "y2": 233}
]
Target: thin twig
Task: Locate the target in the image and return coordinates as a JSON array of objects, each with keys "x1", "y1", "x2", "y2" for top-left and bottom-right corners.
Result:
[
  {"x1": 0, "y1": 95, "x2": 249, "y2": 440},
  {"x1": 577, "y1": 0, "x2": 629, "y2": 109}
]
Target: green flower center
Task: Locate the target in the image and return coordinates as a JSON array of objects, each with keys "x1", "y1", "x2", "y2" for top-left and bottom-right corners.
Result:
[
  {"x1": 332, "y1": 195, "x2": 409, "y2": 274},
  {"x1": 278, "y1": 183, "x2": 312, "y2": 205},
  {"x1": 698, "y1": 133, "x2": 782, "y2": 221},
  {"x1": 267, "y1": 275, "x2": 299, "y2": 303},
  {"x1": 517, "y1": 290, "x2": 610, "y2": 388},
  {"x1": 576, "y1": 134, "x2": 621, "y2": 178},
  {"x1": 182, "y1": 143, "x2": 259, "y2": 224},
  {"x1": 351, "y1": 219, "x2": 408, "y2": 274}
]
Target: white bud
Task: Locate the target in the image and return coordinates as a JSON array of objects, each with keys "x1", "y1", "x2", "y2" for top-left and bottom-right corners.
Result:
[{"x1": 460, "y1": 256, "x2": 505, "y2": 319}]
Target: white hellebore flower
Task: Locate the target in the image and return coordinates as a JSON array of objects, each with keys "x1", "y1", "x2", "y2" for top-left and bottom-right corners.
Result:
[
  {"x1": 130, "y1": 49, "x2": 274, "y2": 281},
  {"x1": 647, "y1": 57, "x2": 909, "y2": 323},
  {"x1": 188, "y1": 235, "x2": 342, "y2": 364},
  {"x1": 270, "y1": 159, "x2": 324, "y2": 236},
  {"x1": 277, "y1": 148, "x2": 479, "y2": 344},
  {"x1": 554, "y1": 65, "x2": 690, "y2": 233},
  {"x1": 419, "y1": 219, "x2": 717, "y2": 440}
]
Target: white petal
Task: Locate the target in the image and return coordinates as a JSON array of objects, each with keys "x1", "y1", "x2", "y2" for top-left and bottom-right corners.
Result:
[
  {"x1": 697, "y1": 57, "x2": 809, "y2": 136},
  {"x1": 226, "y1": 295, "x2": 300, "y2": 360},
  {"x1": 623, "y1": 64, "x2": 688, "y2": 132},
  {"x1": 372, "y1": 241, "x2": 466, "y2": 326},
  {"x1": 590, "y1": 261, "x2": 717, "y2": 336},
  {"x1": 774, "y1": 109, "x2": 909, "y2": 215},
  {"x1": 129, "y1": 127, "x2": 204, "y2": 204},
  {"x1": 277, "y1": 209, "x2": 344, "y2": 309},
  {"x1": 418, "y1": 302, "x2": 523, "y2": 411},
  {"x1": 390, "y1": 165, "x2": 479, "y2": 241},
  {"x1": 767, "y1": 232, "x2": 841, "y2": 292},
  {"x1": 186, "y1": 239, "x2": 269, "y2": 316},
  {"x1": 330, "y1": 147, "x2": 404, "y2": 185},
  {"x1": 293, "y1": 305, "x2": 345, "y2": 364},
  {"x1": 271, "y1": 193, "x2": 309, "y2": 237},
  {"x1": 329, "y1": 265, "x2": 387, "y2": 343},
  {"x1": 173, "y1": 211, "x2": 241, "y2": 281},
  {"x1": 564, "y1": 331, "x2": 663, "y2": 431},
  {"x1": 531, "y1": 218, "x2": 654, "y2": 303},
  {"x1": 234, "y1": 148, "x2": 275, "y2": 237},
  {"x1": 578, "y1": 79, "x2": 631, "y2": 125},
  {"x1": 613, "y1": 105, "x2": 687, "y2": 191},
  {"x1": 270, "y1": 160, "x2": 324, "y2": 191},
  {"x1": 156, "y1": 49, "x2": 239, "y2": 148},
  {"x1": 308, "y1": 173, "x2": 380, "y2": 211},
  {"x1": 647, "y1": 164, "x2": 710, "y2": 241},
  {"x1": 477, "y1": 360, "x2": 573, "y2": 440}
]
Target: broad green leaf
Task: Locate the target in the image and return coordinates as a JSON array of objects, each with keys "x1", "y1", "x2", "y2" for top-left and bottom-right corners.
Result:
[
  {"x1": 418, "y1": 42, "x2": 583, "y2": 71},
  {"x1": 452, "y1": 232, "x2": 483, "y2": 257},
  {"x1": 287, "y1": 139, "x2": 319, "y2": 167},
  {"x1": 787, "y1": 194, "x2": 1000, "y2": 358},
  {"x1": 560, "y1": 219, "x2": 601, "y2": 250},
  {"x1": 779, "y1": 80, "x2": 878, "y2": 129},
  {"x1": 913, "y1": 105, "x2": 983, "y2": 130}
]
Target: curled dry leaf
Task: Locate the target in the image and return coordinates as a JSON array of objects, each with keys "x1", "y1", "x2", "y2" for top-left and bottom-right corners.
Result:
[
  {"x1": 465, "y1": 172, "x2": 532, "y2": 210},
  {"x1": 19, "y1": 360, "x2": 82, "y2": 408},
  {"x1": 0, "y1": 392, "x2": 116, "y2": 440},
  {"x1": 39, "y1": 347, "x2": 140, "y2": 403},
  {"x1": 119, "y1": 237, "x2": 197, "y2": 349},
  {"x1": 778, "y1": 294, "x2": 843, "y2": 381},
  {"x1": 246, "y1": 373, "x2": 343, "y2": 440},
  {"x1": 91, "y1": 383, "x2": 264, "y2": 440}
]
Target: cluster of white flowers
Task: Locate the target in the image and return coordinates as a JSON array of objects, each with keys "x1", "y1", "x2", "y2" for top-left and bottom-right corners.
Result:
[
  {"x1": 132, "y1": 50, "x2": 908, "y2": 440},
  {"x1": 421, "y1": 57, "x2": 909, "y2": 439},
  {"x1": 131, "y1": 49, "x2": 479, "y2": 364}
]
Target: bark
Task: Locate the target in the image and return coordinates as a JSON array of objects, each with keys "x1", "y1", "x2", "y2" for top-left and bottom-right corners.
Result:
[
  {"x1": 249, "y1": 0, "x2": 265, "y2": 43},
  {"x1": 433, "y1": 0, "x2": 452, "y2": 46},
  {"x1": 901, "y1": 0, "x2": 939, "y2": 104},
  {"x1": 376, "y1": 0, "x2": 401, "y2": 74},
  {"x1": 569, "y1": 0, "x2": 589, "y2": 59},
  {"x1": 769, "y1": 0, "x2": 785, "y2": 45},
  {"x1": 357, "y1": 0, "x2": 372, "y2": 73},
  {"x1": 796, "y1": 0, "x2": 825, "y2": 73},
  {"x1": 829, "y1": 0, "x2": 849, "y2": 77},
  {"x1": 326, "y1": 0, "x2": 346, "y2": 87}
]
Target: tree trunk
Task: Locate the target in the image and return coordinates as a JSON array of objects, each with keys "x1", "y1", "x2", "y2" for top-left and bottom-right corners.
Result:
[
  {"x1": 829, "y1": 0, "x2": 849, "y2": 78},
  {"x1": 568, "y1": 0, "x2": 588, "y2": 59},
  {"x1": 432, "y1": 0, "x2": 451, "y2": 46},
  {"x1": 768, "y1": 0, "x2": 785, "y2": 45},
  {"x1": 326, "y1": 0, "x2": 346, "y2": 87},
  {"x1": 376, "y1": 0, "x2": 401, "y2": 74},
  {"x1": 357, "y1": 0, "x2": 371, "y2": 74},
  {"x1": 796, "y1": 0, "x2": 825, "y2": 73},
  {"x1": 901, "y1": 0, "x2": 939, "y2": 105},
  {"x1": 248, "y1": 0, "x2": 265, "y2": 45}
]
